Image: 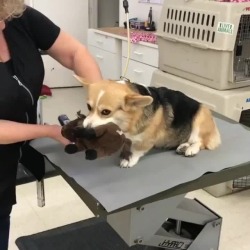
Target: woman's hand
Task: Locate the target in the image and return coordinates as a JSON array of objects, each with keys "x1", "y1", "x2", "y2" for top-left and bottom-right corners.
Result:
[
  {"x1": 0, "y1": 120, "x2": 70, "y2": 145},
  {"x1": 47, "y1": 124, "x2": 71, "y2": 145}
]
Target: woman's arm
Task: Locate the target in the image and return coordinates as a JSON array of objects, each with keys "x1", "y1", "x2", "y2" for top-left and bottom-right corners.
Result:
[
  {"x1": 0, "y1": 120, "x2": 69, "y2": 145},
  {"x1": 47, "y1": 30, "x2": 102, "y2": 82}
]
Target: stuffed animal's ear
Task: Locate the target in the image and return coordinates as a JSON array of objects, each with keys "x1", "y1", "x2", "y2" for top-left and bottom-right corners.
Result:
[
  {"x1": 76, "y1": 110, "x2": 86, "y2": 119},
  {"x1": 73, "y1": 75, "x2": 92, "y2": 87},
  {"x1": 125, "y1": 94, "x2": 153, "y2": 108}
]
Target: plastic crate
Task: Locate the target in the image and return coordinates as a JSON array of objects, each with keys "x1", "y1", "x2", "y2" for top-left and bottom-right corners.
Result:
[{"x1": 157, "y1": 0, "x2": 250, "y2": 90}]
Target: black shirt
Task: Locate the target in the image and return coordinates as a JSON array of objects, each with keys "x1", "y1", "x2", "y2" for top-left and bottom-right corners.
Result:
[{"x1": 0, "y1": 6, "x2": 60, "y2": 206}]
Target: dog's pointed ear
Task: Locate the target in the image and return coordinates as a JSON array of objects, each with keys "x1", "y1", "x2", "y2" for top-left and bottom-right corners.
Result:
[
  {"x1": 73, "y1": 75, "x2": 91, "y2": 86},
  {"x1": 125, "y1": 94, "x2": 153, "y2": 107}
]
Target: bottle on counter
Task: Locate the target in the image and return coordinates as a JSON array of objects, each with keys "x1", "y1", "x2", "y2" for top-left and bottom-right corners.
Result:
[{"x1": 148, "y1": 7, "x2": 153, "y2": 27}]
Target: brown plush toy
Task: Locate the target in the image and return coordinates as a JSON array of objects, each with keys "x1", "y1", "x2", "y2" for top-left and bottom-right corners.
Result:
[{"x1": 59, "y1": 111, "x2": 132, "y2": 160}]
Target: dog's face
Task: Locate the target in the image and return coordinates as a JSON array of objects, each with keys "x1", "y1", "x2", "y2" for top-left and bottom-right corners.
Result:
[{"x1": 74, "y1": 76, "x2": 153, "y2": 132}]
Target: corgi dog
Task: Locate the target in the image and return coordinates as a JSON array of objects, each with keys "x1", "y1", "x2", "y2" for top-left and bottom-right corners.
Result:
[{"x1": 74, "y1": 76, "x2": 221, "y2": 168}]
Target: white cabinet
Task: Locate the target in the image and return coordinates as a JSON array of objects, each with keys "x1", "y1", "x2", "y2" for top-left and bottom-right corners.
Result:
[
  {"x1": 89, "y1": 46, "x2": 121, "y2": 80},
  {"x1": 122, "y1": 41, "x2": 158, "y2": 86},
  {"x1": 122, "y1": 41, "x2": 158, "y2": 68},
  {"x1": 122, "y1": 58, "x2": 157, "y2": 86},
  {"x1": 87, "y1": 28, "x2": 159, "y2": 85},
  {"x1": 88, "y1": 30, "x2": 122, "y2": 80}
]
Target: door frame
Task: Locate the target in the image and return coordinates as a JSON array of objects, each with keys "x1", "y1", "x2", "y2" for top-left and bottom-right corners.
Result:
[{"x1": 89, "y1": 0, "x2": 98, "y2": 28}]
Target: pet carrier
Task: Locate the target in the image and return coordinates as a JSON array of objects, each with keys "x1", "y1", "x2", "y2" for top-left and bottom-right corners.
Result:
[
  {"x1": 157, "y1": 0, "x2": 250, "y2": 90},
  {"x1": 151, "y1": 0, "x2": 250, "y2": 196}
]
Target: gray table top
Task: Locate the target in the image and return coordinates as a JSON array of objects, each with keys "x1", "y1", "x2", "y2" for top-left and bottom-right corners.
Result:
[{"x1": 32, "y1": 116, "x2": 250, "y2": 213}]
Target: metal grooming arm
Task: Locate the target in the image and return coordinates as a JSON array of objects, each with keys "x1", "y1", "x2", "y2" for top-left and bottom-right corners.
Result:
[
  {"x1": 36, "y1": 179, "x2": 45, "y2": 207},
  {"x1": 36, "y1": 98, "x2": 45, "y2": 207}
]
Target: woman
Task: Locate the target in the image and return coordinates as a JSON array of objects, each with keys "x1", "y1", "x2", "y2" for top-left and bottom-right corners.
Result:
[{"x1": 0, "y1": 0, "x2": 102, "y2": 249}]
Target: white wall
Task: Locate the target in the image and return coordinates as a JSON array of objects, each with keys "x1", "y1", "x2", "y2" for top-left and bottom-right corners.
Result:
[{"x1": 119, "y1": 0, "x2": 162, "y2": 28}]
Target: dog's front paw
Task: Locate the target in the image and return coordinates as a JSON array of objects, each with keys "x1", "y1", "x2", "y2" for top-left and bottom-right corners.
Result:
[
  {"x1": 184, "y1": 144, "x2": 201, "y2": 157},
  {"x1": 120, "y1": 151, "x2": 145, "y2": 168},
  {"x1": 120, "y1": 157, "x2": 138, "y2": 168},
  {"x1": 120, "y1": 159, "x2": 133, "y2": 168},
  {"x1": 120, "y1": 152, "x2": 142, "y2": 168},
  {"x1": 176, "y1": 143, "x2": 190, "y2": 155},
  {"x1": 184, "y1": 148, "x2": 196, "y2": 157}
]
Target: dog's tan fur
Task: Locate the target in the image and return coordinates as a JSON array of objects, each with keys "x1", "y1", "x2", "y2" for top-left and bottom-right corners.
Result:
[
  {"x1": 192, "y1": 105, "x2": 221, "y2": 150},
  {"x1": 75, "y1": 76, "x2": 221, "y2": 167}
]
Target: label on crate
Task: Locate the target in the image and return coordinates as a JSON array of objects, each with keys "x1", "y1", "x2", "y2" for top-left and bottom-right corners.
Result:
[{"x1": 217, "y1": 22, "x2": 234, "y2": 35}]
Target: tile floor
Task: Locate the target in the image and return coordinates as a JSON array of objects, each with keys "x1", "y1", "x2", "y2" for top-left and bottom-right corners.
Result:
[{"x1": 9, "y1": 87, "x2": 250, "y2": 250}]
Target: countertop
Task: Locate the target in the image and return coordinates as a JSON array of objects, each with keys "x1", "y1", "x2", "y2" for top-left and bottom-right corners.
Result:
[{"x1": 92, "y1": 27, "x2": 158, "y2": 48}]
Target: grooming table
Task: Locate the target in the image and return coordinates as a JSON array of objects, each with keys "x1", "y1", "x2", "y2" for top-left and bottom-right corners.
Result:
[{"x1": 22, "y1": 115, "x2": 250, "y2": 250}]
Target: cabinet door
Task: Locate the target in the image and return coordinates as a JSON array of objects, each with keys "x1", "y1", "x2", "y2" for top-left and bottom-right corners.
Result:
[
  {"x1": 122, "y1": 41, "x2": 159, "y2": 67},
  {"x1": 33, "y1": 0, "x2": 88, "y2": 87},
  {"x1": 89, "y1": 46, "x2": 121, "y2": 80},
  {"x1": 122, "y1": 58, "x2": 157, "y2": 86},
  {"x1": 88, "y1": 30, "x2": 120, "y2": 53}
]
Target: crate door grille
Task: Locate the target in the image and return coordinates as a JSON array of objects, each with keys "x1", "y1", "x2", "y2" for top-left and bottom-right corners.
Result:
[
  {"x1": 164, "y1": 8, "x2": 216, "y2": 44},
  {"x1": 233, "y1": 176, "x2": 250, "y2": 189},
  {"x1": 234, "y1": 15, "x2": 250, "y2": 82}
]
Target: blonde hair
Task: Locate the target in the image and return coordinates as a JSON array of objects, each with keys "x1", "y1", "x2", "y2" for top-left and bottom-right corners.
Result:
[{"x1": 0, "y1": 0, "x2": 25, "y2": 21}]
